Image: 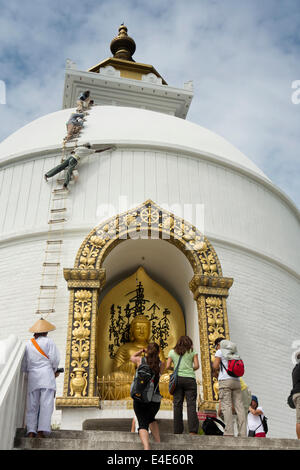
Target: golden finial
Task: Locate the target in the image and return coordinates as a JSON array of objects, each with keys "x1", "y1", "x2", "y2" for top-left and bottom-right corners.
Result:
[{"x1": 110, "y1": 24, "x2": 136, "y2": 61}]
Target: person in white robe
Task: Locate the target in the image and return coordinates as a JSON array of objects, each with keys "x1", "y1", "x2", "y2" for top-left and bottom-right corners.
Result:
[{"x1": 22, "y1": 318, "x2": 61, "y2": 438}]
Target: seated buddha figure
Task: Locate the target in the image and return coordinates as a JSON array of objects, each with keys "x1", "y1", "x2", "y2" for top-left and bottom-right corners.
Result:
[
  {"x1": 112, "y1": 315, "x2": 157, "y2": 374},
  {"x1": 103, "y1": 315, "x2": 172, "y2": 400}
]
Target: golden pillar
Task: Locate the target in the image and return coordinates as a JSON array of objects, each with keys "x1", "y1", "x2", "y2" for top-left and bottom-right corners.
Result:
[
  {"x1": 189, "y1": 274, "x2": 233, "y2": 410},
  {"x1": 56, "y1": 268, "x2": 106, "y2": 408}
]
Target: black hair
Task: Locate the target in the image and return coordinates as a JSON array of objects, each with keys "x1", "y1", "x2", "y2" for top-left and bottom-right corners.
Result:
[{"x1": 214, "y1": 337, "x2": 224, "y2": 347}]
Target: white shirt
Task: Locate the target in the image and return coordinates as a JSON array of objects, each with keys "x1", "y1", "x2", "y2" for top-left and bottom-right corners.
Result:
[
  {"x1": 73, "y1": 147, "x2": 96, "y2": 162},
  {"x1": 22, "y1": 336, "x2": 60, "y2": 392},
  {"x1": 215, "y1": 349, "x2": 239, "y2": 381},
  {"x1": 247, "y1": 407, "x2": 264, "y2": 434}
]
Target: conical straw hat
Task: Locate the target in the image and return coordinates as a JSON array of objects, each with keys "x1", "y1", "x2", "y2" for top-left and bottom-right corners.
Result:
[{"x1": 29, "y1": 318, "x2": 56, "y2": 333}]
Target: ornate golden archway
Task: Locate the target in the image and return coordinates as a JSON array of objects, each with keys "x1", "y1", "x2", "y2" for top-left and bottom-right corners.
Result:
[{"x1": 56, "y1": 200, "x2": 233, "y2": 410}]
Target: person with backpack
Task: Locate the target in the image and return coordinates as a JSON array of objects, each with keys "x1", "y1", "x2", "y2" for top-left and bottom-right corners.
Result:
[
  {"x1": 130, "y1": 343, "x2": 165, "y2": 450},
  {"x1": 212, "y1": 338, "x2": 247, "y2": 437},
  {"x1": 166, "y1": 336, "x2": 200, "y2": 435},
  {"x1": 247, "y1": 395, "x2": 267, "y2": 437}
]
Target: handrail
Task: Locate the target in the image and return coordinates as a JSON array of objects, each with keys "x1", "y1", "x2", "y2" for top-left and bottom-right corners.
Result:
[{"x1": 0, "y1": 335, "x2": 27, "y2": 450}]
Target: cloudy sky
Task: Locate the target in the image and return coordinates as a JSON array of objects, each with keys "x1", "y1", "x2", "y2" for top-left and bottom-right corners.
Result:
[{"x1": 1, "y1": 0, "x2": 299, "y2": 208}]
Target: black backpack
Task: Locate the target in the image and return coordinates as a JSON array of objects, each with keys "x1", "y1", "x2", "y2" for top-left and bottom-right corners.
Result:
[
  {"x1": 202, "y1": 416, "x2": 225, "y2": 436},
  {"x1": 130, "y1": 357, "x2": 157, "y2": 403},
  {"x1": 260, "y1": 415, "x2": 268, "y2": 434}
]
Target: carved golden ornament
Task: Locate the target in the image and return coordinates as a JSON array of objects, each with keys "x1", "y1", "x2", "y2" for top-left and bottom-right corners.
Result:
[
  {"x1": 75, "y1": 201, "x2": 222, "y2": 278},
  {"x1": 69, "y1": 289, "x2": 92, "y2": 398},
  {"x1": 193, "y1": 241, "x2": 207, "y2": 251},
  {"x1": 70, "y1": 368, "x2": 88, "y2": 398},
  {"x1": 79, "y1": 240, "x2": 104, "y2": 269},
  {"x1": 125, "y1": 213, "x2": 138, "y2": 226},
  {"x1": 189, "y1": 274, "x2": 234, "y2": 299},
  {"x1": 75, "y1": 289, "x2": 92, "y2": 302},
  {"x1": 56, "y1": 397, "x2": 99, "y2": 408},
  {"x1": 206, "y1": 296, "x2": 226, "y2": 357},
  {"x1": 64, "y1": 268, "x2": 106, "y2": 290},
  {"x1": 90, "y1": 235, "x2": 106, "y2": 247}
]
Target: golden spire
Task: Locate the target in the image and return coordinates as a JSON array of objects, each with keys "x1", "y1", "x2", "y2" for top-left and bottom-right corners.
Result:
[
  {"x1": 88, "y1": 25, "x2": 167, "y2": 84},
  {"x1": 110, "y1": 24, "x2": 136, "y2": 61}
]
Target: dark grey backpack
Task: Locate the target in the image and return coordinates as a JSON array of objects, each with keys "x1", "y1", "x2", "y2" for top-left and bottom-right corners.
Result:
[{"x1": 130, "y1": 357, "x2": 158, "y2": 403}]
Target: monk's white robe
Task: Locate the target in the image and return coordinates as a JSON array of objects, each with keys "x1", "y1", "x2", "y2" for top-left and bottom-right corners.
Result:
[{"x1": 22, "y1": 336, "x2": 60, "y2": 435}]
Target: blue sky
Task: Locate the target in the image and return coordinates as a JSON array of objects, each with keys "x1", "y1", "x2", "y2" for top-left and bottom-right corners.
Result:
[{"x1": 0, "y1": 0, "x2": 299, "y2": 208}]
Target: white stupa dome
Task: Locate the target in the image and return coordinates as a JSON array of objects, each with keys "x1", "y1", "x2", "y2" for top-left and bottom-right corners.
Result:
[{"x1": 0, "y1": 106, "x2": 268, "y2": 180}]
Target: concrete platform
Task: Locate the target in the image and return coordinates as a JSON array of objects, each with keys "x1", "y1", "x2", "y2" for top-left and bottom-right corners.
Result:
[{"x1": 14, "y1": 427, "x2": 300, "y2": 451}]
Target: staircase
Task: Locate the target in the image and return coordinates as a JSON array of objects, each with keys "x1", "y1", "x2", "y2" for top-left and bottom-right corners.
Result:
[{"x1": 14, "y1": 419, "x2": 300, "y2": 451}]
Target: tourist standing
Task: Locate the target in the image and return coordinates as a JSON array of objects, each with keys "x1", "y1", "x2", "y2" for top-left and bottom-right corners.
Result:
[
  {"x1": 247, "y1": 395, "x2": 266, "y2": 437},
  {"x1": 166, "y1": 336, "x2": 199, "y2": 435},
  {"x1": 212, "y1": 338, "x2": 247, "y2": 437},
  {"x1": 130, "y1": 343, "x2": 165, "y2": 450}
]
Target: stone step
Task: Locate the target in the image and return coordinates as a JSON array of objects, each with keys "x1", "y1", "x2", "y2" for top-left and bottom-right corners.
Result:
[
  {"x1": 82, "y1": 418, "x2": 184, "y2": 434},
  {"x1": 14, "y1": 429, "x2": 300, "y2": 451}
]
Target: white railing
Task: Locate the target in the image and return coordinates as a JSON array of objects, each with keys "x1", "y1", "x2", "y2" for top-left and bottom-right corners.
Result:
[{"x1": 0, "y1": 335, "x2": 26, "y2": 450}]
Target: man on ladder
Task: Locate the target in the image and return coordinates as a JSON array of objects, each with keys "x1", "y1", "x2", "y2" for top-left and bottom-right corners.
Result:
[{"x1": 44, "y1": 143, "x2": 116, "y2": 188}]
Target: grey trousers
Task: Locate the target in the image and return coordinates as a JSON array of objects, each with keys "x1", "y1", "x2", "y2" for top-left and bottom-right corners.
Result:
[
  {"x1": 173, "y1": 376, "x2": 199, "y2": 434},
  {"x1": 45, "y1": 156, "x2": 78, "y2": 187},
  {"x1": 26, "y1": 388, "x2": 55, "y2": 435},
  {"x1": 219, "y1": 379, "x2": 247, "y2": 436}
]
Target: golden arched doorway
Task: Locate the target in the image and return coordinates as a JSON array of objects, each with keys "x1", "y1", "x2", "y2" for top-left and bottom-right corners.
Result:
[{"x1": 56, "y1": 200, "x2": 233, "y2": 411}]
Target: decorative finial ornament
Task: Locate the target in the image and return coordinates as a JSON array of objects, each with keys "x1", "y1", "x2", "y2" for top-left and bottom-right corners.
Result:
[{"x1": 110, "y1": 24, "x2": 136, "y2": 61}]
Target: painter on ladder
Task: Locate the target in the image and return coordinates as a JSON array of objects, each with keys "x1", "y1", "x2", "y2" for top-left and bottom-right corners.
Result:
[
  {"x1": 64, "y1": 112, "x2": 85, "y2": 142},
  {"x1": 44, "y1": 143, "x2": 116, "y2": 188},
  {"x1": 21, "y1": 318, "x2": 61, "y2": 438},
  {"x1": 76, "y1": 90, "x2": 91, "y2": 112}
]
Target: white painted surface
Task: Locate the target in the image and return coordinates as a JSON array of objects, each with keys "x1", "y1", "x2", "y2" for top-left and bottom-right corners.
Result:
[
  {"x1": 62, "y1": 68, "x2": 192, "y2": 119},
  {"x1": 61, "y1": 407, "x2": 175, "y2": 431},
  {"x1": 0, "y1": 146, "x2": 299, "y2": 274},
  {"x1": 0, "y1": 335, "x2": 26, "y2": 449},
  {"x1": 0, "y1": 106, "x2": 267, "y2": 180}
]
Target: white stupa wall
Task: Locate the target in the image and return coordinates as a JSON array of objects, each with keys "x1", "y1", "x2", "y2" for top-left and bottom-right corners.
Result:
[
  {"x1": 0, "y1": 107, "x2": 299, "y2": 437},
  {"x1": 1, "y1": 147, "x2": 299, "y2": 274}
]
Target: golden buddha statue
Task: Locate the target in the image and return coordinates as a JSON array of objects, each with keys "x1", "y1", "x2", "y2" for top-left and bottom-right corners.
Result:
[
  {"x1": 100, "y1": 315, "x2": 172, "y2": 400},
  {"x1": 112, "y1": 315, "x2": 166, "y2": 374}
]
